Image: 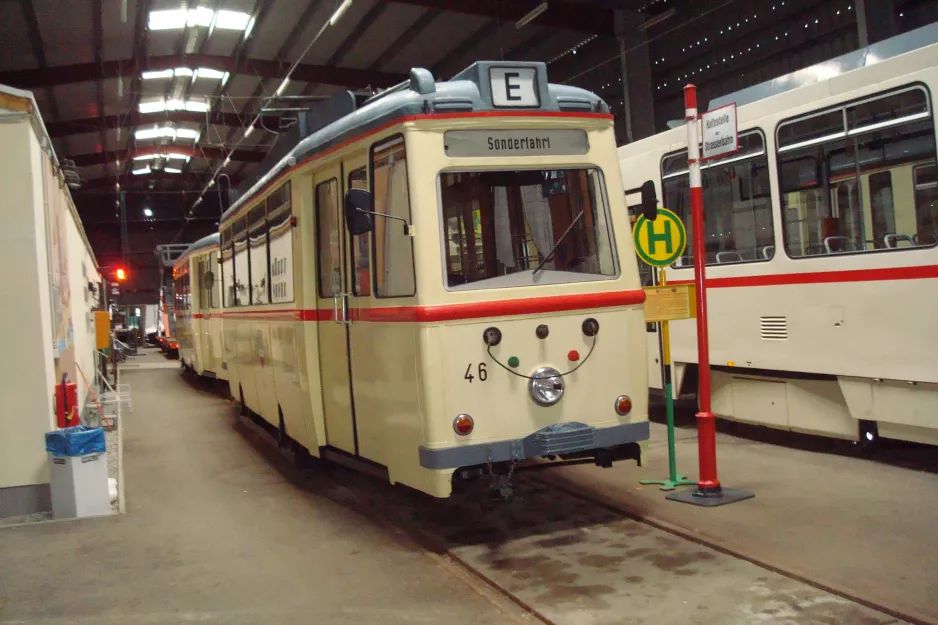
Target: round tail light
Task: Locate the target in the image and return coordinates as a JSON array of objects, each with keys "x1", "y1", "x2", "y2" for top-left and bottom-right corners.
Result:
[
  {"x1": 453, "y1": 414, "x2": 474, "y2": 436},
  {"x1": 615, "y1": 395, "x2": 632, "y2": 416}
]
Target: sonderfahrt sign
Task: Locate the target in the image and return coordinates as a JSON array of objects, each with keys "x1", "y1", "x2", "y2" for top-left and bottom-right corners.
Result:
[{"x1": 701, "y1": 103, "x2": 738, "y2": 160}]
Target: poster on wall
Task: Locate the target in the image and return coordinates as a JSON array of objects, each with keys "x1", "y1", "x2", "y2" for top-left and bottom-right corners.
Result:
[{"x1": 45, "y1": 158, "x2": 74, "y2": 370}]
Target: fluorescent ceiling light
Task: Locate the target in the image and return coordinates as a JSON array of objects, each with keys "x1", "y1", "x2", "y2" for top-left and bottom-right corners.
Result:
[
  {"x1": 184, "y1": 100, "x2": 209, "y2": 112},
  {"x1": 173, "y1": 67, "x2": 194, "y2": 77},
  {"x1": 515, "y1": 2, "x2": 547, "y2": 29},
  {"x1": 149, "y1": 9, "x2": 186, "y2": 30},
  {"x1": 166, "y1": 153, "x2": 191, "y2": 161},
  {"x1": 187, "y1": 6, "x2": 214, "y2": 27},
  {"x1": 138, "y1": 100, "x2": 165, "y2": 113},
  {"x1": 275, "y1": 78, "x2": 290, "y2": 96},
  {"x1": 329, "y1": 0, "x2": 353, "y2": 26},
  {"x1": 164, "y1": 167, "x2": 183, "y2": 174},
  {"x1": 243, "y1": 124, "x2": 254, "y2": 138},
  {"x1": 142, "y1": 69, "x2": 174, "y2": 80},
  {"x1": 194, "y1": 67, "x2": 226, "y2": 80},
  {"x1": 135, "y1": 127, "x2": 176, "y2": 140},
  {"x1": 143, "y1": 208, "x2": 154, "y2": 217},
  {"x1": 132, "y1": 166, "x2": 152, "y2": 175},
  {"x1": 214, "y1": 9, "x2": 251, "y2": 30},
  {"x1": 133, "y1": 153, "x2": 157, "y2": 161},
  {"x1": 175, "y1": 128, "x2": 201, "y2": 140}
]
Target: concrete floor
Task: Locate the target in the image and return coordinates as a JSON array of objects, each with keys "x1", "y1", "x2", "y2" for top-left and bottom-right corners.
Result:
[
  {"x1": 0, "y1": 363, "x2": 527, "y2": 625},
  {"x1": 540, "y1": 405, "x2": 938, "y2": 625}
]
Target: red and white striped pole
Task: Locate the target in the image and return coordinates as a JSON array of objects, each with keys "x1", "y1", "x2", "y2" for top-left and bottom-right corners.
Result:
[
  {"x1": 684, "y1": 84, "x2": 721, "y2": 496},
  {"x1": 668, "y1": 86, "x2": 753, "y2": 506}
]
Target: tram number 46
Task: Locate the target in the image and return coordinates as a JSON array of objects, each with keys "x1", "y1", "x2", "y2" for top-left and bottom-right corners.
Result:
[{"x1": 464, "y1": 363, "x2": 488, "y2": 383}]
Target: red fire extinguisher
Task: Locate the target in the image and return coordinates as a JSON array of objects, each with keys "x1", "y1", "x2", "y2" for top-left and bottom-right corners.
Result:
[{"x1": 55, "y1": 373, "x2": 79, "y2": 428}]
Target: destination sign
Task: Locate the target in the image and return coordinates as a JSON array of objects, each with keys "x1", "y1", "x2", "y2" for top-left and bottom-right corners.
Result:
[
  {"x1": 701, "y1": 103, "x2": 738, "y2": 160},
  {"x1": 444, "y1": 129, "x2": 589, "y2": 158},
  {"x1": 490, "y1": 67, "x2": 539, "y2": 107}
]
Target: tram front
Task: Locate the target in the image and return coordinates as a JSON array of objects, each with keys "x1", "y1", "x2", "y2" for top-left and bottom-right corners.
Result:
[{"x1": 346, "y1": 62, "x2": 653, "y2": 499}]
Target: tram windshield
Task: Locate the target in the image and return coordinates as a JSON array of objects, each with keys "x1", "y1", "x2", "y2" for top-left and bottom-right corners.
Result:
[{"x1": 439, "y1": 168, "x2": 616, "y2": 290}]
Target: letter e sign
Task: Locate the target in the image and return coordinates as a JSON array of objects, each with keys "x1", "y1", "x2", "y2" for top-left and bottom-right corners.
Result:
[{"x1": 490, "y1": 67, "x2": 538, "y2": 107}]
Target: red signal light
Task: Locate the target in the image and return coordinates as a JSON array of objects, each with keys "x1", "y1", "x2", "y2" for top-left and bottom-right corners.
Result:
[{"x1": 115, "y1": 267, "x2": 127, "y2": 281}]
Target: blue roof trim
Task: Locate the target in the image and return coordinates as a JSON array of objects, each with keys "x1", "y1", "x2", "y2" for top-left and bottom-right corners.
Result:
[
  {"x1": 219, "y1": 61, "x2": 610, "y2": 225},
  {"x1": 708, "y1": 22, "x2": 938, "y2": 110}
]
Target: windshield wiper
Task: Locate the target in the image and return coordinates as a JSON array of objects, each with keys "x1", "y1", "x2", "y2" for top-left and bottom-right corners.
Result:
[{"x1": 532, "y1": 209, "x2": 585, "y2": 276}]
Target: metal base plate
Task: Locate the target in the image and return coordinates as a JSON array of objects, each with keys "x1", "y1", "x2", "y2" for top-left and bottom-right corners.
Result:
[{"x1": 665, "y1": 487, "x2": 755, "y2": 507}]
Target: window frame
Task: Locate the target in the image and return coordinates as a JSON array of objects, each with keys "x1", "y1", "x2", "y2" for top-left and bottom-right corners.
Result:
[
  {"x1": 267, "y1": 195, "x2": 295, "y2": 305},
  {"x1": 659, "y1": 128, "x2": 774, "y2": 269},
  {"x1": 231, "y1": 216, "x2": 248, "y2": 307},
  {"x1": 369, "y1": 134, "x2": 417, "y2": 299},
  {"x1": 774, "y1": 82, "x2": 938, "y2": 261}
]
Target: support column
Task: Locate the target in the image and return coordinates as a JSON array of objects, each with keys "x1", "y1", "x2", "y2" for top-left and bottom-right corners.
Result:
[
  {"x1": 856, "y1": 0, "x2": 897, "y2": 47},
  {"x1": 614, "y1": 9, "x2": 655, "y2": 143}
]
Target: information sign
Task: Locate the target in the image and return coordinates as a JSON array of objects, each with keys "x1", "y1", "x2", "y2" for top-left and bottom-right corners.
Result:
[{"x1": 701, "y1": 103, "x2": 738, "y2": 160}]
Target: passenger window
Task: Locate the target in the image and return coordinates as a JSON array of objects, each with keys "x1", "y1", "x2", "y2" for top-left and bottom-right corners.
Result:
[
  {"x1": 661, "y1": 131, "x2": 774, "y2": 266},
  {"x1": 348, "y1": 167, "x2": 371, "y2": 296},
  {"x1": 232, "y1": 218, "x2": 248, "y2": 306},
  {"x1": 777, "y1": 86, "x2": 937, "y2": 256},
  {"x1": 221, "y1": 228, "x2": 235, "y2": 308},
  {"x1": 208, "y1": 251, "x2": 219, "y2": 308},
  {"x1": 268, "y1": 208, "x2": 294, "y2": 304},
  {"x1": 316, "y1": 178, "x2": 342, "y2": 298},
  {"x1": 248, "y1": 204, "x2": 268, "y2": 305},
  {"x1": 914, "y1": 164, "x2": 938, "y2": 245},
  {"x1": 371, "y1": 136, "x2": 415, "y2": 297}
]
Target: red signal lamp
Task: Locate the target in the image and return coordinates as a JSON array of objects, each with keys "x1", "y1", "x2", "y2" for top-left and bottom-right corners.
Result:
[{"x1": 115, "y1": 267, "x2": 128, "y2": 281}]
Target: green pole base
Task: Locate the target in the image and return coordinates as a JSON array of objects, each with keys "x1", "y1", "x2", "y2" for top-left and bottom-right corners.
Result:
[{"x1": 639, "y1": 474, "x2": 697, "y2": 491}]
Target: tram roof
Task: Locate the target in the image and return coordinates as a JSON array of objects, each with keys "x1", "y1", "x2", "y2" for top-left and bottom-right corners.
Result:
[
  {"x1": 708, "y1": 22, "x2": 938, "y2": 111},
  {"x1": 220, "y1": 61, "x2": 610, "y2": 225},
  {"x1": 179, "y1": 232, "x2": 220, "y2": 260}
]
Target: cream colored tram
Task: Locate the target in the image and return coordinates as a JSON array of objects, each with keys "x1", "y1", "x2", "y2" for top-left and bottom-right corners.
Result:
[
  {"x1": 619, "y1": 24, "x2": 938, "y2": 446},
  {"x1": 215, "y1": 61, "x2": 653, "y2": 498},
  {"x1": 172, "y1": 233, "x2": 227, "y2": 380}
]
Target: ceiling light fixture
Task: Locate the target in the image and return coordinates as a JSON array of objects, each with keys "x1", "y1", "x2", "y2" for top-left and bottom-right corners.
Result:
[
  {"x1": 214, "y1": 9, "x2": 251, "y2": 30},
  {"x1": 329, "y1": 0, "x2": 353, "y2": 26},
  {"x1": 132, "y1": 166, "x2": 152, "y2": 175},
  {"x1": 164, "y1": 167, "x2": 183, "y2": 174},
  {"x1": 515, "y1": 2, "x2": 547, "y2": 29}
]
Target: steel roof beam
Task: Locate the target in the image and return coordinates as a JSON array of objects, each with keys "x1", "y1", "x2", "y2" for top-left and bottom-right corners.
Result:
[
  {"x1": 45, "y1": 111, "x2": 280, "y2": 137},
  {"x1": 0, "y1": 55, "x2": 405, "y2": 90},
  {"x1": 389, "y1": 0, "x2": 617, "y2": 37}
]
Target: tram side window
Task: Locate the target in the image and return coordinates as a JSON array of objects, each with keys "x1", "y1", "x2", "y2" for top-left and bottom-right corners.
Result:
[
  {"x1": 232, "y1": 218, "x2": 249, "y2": 306},
  {"x1": 248, "y1": 204, "x2": 268, "y2": 305},
  {"x1": 913, "y1": 164, "x2": 938, "y2": 245},
  {"x1": 316, "y1": 178, "x2": 342, "y2": 298},
  {"x1": 268, "y1": 205, "x2": 294, "y2": 304},
  {"x1": 777, "y1": 86, "x2": 937, "y2": 256},
  {"x1": 221, "y1": 229, "x2": 235, "y2": 308},
  {"x1": 208, "y1": 251, "x2": 219, "y2": 308},
  {"x1": 371, "y1": 136, "x2": 415, "y2": 298},
  {"x1": 661, "y1": 131, "x2": 774, "y2": 266},
  {"x1": 349, "y1": 167, "x2": 371, "y2": 296}
]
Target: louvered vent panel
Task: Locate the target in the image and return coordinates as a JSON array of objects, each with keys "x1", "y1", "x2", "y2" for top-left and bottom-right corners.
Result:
[{"x1": 760, "y1": 316, "x2": 788, "y2": 340}]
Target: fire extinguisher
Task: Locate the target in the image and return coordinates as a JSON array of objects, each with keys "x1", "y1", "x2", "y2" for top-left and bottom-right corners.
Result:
[{"x1": 55, "y1": 373, "x2": 79, "y2": 429}]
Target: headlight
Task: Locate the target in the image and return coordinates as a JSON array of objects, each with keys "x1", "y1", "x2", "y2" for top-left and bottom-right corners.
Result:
[{"x1": 529, "y1": 366, "x2": 564, "y2": 407}]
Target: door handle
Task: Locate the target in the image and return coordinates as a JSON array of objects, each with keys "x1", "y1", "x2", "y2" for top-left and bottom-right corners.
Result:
[
  {"x1": 333, "y1": 294, "x2": 341, "y2": 324},
  {"x1": 341, "y1": 293, "x2": 349, "y2": 325}
]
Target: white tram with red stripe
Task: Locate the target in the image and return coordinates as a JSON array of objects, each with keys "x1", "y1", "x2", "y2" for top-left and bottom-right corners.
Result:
[
  {"x1": 176, "y1": 61, "x2": 655, "y2": 499},
  {"x1": 619, "y1": 24, "x2": 938, "y2": 447}
]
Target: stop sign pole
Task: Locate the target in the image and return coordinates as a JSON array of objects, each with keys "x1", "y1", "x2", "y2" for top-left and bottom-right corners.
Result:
[{"x1": 666, "y1": 84, "x2": 754, "y2": 507}]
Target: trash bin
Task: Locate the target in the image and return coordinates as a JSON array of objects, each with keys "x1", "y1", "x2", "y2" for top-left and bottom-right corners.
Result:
[{"x1": 45, "y1": 425, "x2": 110, "y2": 519}]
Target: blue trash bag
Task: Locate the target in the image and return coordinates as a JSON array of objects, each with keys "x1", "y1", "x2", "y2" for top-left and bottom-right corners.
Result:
[{"x1": 45, "y1": 425, "x2": 106, "y2": 457}]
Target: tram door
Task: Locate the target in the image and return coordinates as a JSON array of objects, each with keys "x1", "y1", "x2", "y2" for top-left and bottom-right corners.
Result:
[{"x1": 314, "y1": 165, "x2": 358, "y2": 455}]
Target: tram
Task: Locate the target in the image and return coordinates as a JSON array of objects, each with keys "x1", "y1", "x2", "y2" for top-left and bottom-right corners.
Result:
[
  {"x1": 172, "y1": 233, "x2": 227, "y2": 380},
  {"x1": 619, "y1": 24, "x2": 938, "y2": 447},
  {"x1": 175, "y1": 61, "x2": 655, "y2": 498}
]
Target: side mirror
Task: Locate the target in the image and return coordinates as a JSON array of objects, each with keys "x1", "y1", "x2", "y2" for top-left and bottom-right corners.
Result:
[
  {"x1": 640, "y1": 180, "x2": 658, "y2": 221},
  {"x1": 345, "y1": 188, "x2": 374, "y2": 236},
  {"x1": 204, "y1": 271, "x2": 215, "y2": 289}
]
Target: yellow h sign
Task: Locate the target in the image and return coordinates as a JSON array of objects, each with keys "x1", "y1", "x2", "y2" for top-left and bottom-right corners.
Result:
[{"x1": 633, "y1": 208, "x2": 686, "y2": 268}]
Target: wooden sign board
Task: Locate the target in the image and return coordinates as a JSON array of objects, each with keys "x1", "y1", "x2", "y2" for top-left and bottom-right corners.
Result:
[{"x1": 643, "y1": 284, "x2": 696, "y2": 323}]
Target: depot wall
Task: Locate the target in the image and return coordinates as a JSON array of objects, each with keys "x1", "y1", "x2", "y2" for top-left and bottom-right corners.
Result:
[{"x1": 0, "y1": 111, "x2": 102, "y2": 518}]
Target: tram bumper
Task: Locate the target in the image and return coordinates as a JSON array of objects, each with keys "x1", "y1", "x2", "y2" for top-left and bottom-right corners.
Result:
[{"x1": 418, "y1": 420, "x2": 649, "y2": 470}]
